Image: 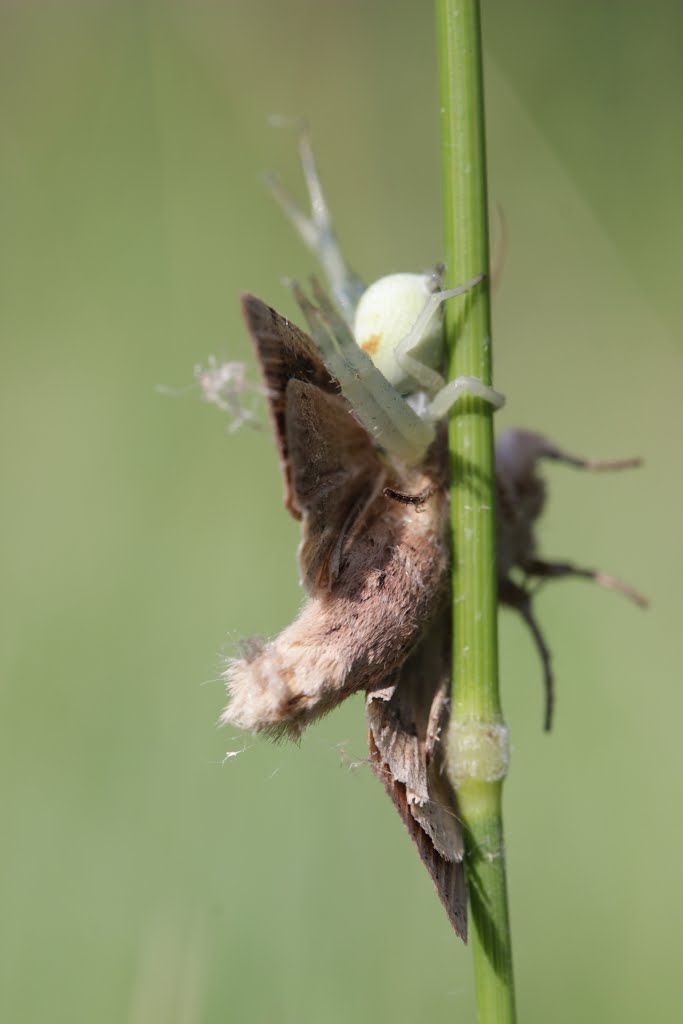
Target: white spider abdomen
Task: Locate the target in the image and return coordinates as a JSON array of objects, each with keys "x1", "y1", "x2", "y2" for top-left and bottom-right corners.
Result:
[{"x1": 353, "y1": 272, "x2": 442, "y2": 393}]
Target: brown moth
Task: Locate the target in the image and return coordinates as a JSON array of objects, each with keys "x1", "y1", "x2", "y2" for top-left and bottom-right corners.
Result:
[
  {"x1": 224, "y1": 293, "x2": 467, "y2": 935},
  {"x1": 222, "y1": 293, "x2": 645, "y2": 939},
  {"x1": 221, "y1": 129, "x2": 645, "y2": 939}
]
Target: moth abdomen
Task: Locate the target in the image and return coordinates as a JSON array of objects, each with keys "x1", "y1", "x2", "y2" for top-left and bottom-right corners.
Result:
[
  {"x1": 222, "y1": 488, "x2": 449, "y2": 738},
  {"x1": 222, "y1": 606, "x2": 359, "y2": 739}
]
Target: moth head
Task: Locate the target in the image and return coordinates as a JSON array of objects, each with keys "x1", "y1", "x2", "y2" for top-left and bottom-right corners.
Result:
[{"x1": 353, "y1": 272, "x2": 442, "y2": 395}]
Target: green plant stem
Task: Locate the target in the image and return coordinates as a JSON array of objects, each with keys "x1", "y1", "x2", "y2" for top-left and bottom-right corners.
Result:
[{"x1": 436, "y1": 1, "x2": 516, "y2": 1021}]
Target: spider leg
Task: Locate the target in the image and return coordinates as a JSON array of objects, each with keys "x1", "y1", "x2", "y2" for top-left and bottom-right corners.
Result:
[
  {"x1": 266, "y1": 120, "x2": 365, "y2": 321},
  {"x1": 298, "y1": 280, "x2": 436, "y2": 466},
  {"x1": 292, "y1": 282, "x2": 435, "y2": 465},
  {"x1": 428, "y1": 374, "x2": 505, "y2": 421},
  {"x1": 393, "y1": 276, "x2": 482, "y2": 393},
  {"x1": 391, "y1": 273, "x2": 505, "y2": 415}
]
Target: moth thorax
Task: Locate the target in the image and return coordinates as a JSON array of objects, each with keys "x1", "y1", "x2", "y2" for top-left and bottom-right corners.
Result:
[{"x1": 353, "y1": 272, "x2": 442, "y2": 394}]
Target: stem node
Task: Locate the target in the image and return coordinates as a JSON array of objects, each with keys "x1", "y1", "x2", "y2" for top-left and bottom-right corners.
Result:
[{"x1": 447, "y1": 719, "x2": 509, "y2": 788}]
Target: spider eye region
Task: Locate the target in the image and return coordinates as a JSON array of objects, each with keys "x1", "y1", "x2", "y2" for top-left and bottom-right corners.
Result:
[{"x1": 353, "y1": 272, "x2": 443, "y2": 394}]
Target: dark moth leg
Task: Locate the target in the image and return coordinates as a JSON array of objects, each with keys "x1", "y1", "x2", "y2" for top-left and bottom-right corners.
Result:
[
  {"x1": 501, "y1": 558, "x2": 648, "y2": 731},
  {"x1": 499, "y1": 578, "x2": 555, "y2": 732},
  {"x1": 523, "y1": 558, "x2": 649, "y2": 609},
  {"x1": 383, "y1": 484, "x2": 436, "y2": 508},
  {"x1": 540, "y1": 447, "x2": 642, "y2": 473}
]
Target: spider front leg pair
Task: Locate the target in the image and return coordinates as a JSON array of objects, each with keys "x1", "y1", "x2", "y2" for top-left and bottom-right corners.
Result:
[
  {"x1": 387, "y1": 274, "x2": 505, "y2": 421},
  {"x1": 265, "y1": 118, "x2": 365, "y2": 322},
  {"x1": 294, "y1": 273, "x2": 502, "y2": 468},
  {"x1": 267, "y1": 123, "x2": 504, "y2": 466}
]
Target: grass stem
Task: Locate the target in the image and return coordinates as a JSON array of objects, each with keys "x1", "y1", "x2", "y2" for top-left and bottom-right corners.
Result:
[{"x1": 435, "y1": 1, "x2": 517, "y2": 1019}]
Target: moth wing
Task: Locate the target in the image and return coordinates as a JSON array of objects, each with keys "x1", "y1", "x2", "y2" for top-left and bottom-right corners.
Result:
[
  {"x1": 285, "y1": 379, "x2": 383, "y2": 591},
  {"x1": 366, "y1": 608, "x2": 467, "y2": 940},
  {"x1": 241, "y1": 293, "x2": 338, "y2": 520}
]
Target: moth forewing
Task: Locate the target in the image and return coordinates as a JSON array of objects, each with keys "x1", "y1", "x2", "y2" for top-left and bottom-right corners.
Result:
[
  {"x1": 284, "y1": 378, "x2": 383, "y2": 591},
  {"x1": 240, "y1": 293, "x2": 338, "y2": 520}
]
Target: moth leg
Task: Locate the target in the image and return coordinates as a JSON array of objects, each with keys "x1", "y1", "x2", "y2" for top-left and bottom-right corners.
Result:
[
  {"x1": 499, "y1": 578, "x2": 555, "y2": 732},
  {"x1": 265, "y1": 122, "x2": 365, "y2": 321},
  {"x1": 505, "y1": 431, "x2": 642, "y2": 473},
  {"x1": 384, "y1": 484, "x2": 435, "y2": 508},
  {"x1": 295, "y1": 280, "x2": 437, "y2": 466},
  {"x1": 540, "y1": 446, "x2": 642, "y2": 474},
  {"x1": 524, "y1": 558, "x2": 649, "y2": 609}
]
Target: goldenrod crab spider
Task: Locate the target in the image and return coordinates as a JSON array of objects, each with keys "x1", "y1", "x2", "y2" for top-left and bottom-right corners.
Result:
[{"x1": 265, "y1": 124, "x2": 505, "y2": 468}]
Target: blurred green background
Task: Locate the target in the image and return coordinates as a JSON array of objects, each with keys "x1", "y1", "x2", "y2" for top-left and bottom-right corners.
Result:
[{"x1": 2, "y1": 1, "x2": 681, "y2": 1021}]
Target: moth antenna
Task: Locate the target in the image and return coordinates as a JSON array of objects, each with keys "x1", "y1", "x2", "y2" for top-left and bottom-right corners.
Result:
[{"x1": 523, "y1": 558, "x2": 649, "y2": 609}]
